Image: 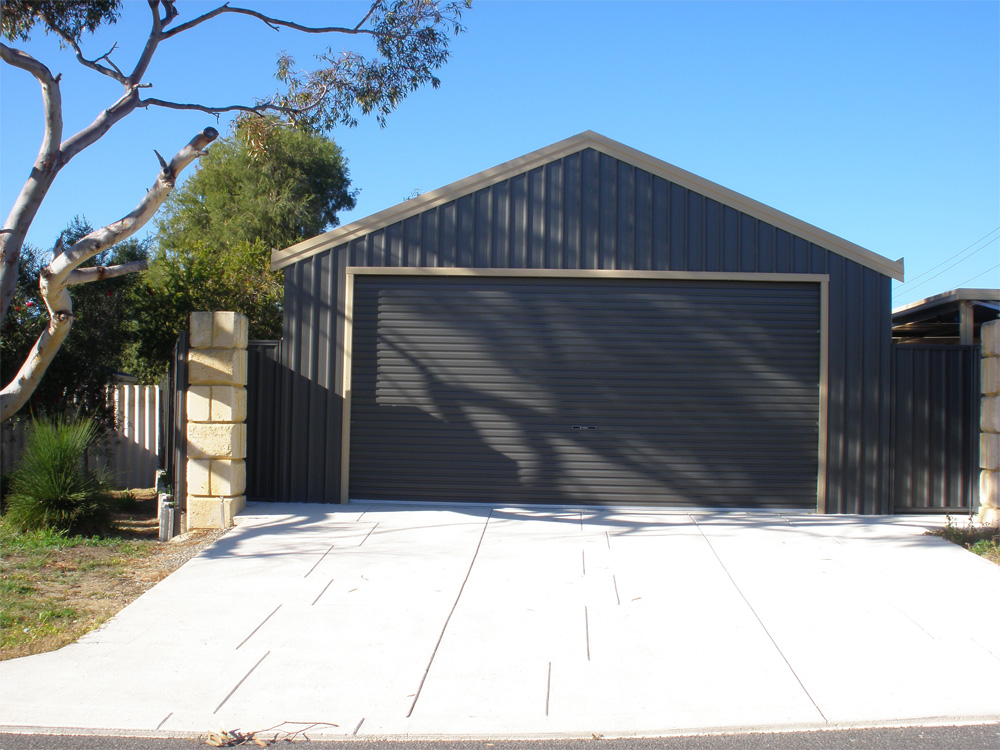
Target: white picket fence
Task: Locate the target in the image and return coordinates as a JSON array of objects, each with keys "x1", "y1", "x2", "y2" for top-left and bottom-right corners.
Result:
[{"x1": 1, "y1": 385, "x2": 161, "y2": 490}]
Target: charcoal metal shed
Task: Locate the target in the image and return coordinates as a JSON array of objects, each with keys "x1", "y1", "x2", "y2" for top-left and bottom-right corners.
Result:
[{"x1": 259, "y1": 131, "x2": 905, "y2": 514}]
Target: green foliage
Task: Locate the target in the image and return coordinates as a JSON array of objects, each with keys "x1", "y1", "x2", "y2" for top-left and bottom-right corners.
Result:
[
  {"x1": 0, "y1": 217, "x2": 151, "y2": 423},
  {"x1": 129, "y1": 126, "x2": 355, "y2": 379},
  {"x1": 3, "y1": 417, "x2": 116, "y2": 536},
  {"x1": 928, "y1": 515, "x2": 1000, "y2": 566},
  {"x1": 970, "y1": 538, "x2": 1000, "y2": 564},
  {"x1": 1, "y1": 0, "x2": 121, "y2": 43},
  {"x1": 157, "y1": 123, "x2": 357, "y2": 253},
  {"x1": 131, "y1": 238, "x2": 284, "y2": 381},
  {"x1": 254, "y1": 0, "x2": 470, "y2": 131},
  {"x1": 933, "y1": 515, "x2": 975, "y2": 546}
]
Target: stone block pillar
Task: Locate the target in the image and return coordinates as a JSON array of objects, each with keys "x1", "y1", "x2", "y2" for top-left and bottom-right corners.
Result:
[
  {"x1": 186, "y1": 312, "x2": 249, "y2": 529},
  {"x1": 979, "y1": 319, "x2": 1000, "y2": 526}
]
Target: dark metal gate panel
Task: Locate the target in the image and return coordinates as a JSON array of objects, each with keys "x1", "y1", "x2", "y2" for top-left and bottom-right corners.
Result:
[
  {"x1": 349, "y1": 276, "x2": 820, "y2": 507},
  {"x1": 891, "y1": 344, "x2": 981, "y2": 512},
  {"x1": 246, "y1": 340, "x2": 282, "y2": 499},
  {"x1": 158, "y1": 331, "x2": 187, "y2": 535}
]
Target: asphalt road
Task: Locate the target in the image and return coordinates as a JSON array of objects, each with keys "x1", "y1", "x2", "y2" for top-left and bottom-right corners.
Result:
[{"x1": 2, "y1": 724, "x2": 1000, "y2": 750}]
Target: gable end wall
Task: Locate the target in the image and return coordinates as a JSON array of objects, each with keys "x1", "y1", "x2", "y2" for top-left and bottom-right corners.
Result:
[{"x1": 273, "y1": 148, "x2": 891, "y2": 514}]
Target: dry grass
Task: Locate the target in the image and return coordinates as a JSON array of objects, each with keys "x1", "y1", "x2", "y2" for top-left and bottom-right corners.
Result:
[
  {"x1": 926, "y1": 515, "x2": 1000, "y2": 566},
  {"x1": 1, "y1": 490, "x2": 223, "y2": 660}
]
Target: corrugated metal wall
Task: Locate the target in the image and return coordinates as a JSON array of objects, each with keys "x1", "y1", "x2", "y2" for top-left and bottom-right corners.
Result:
[
  {"x1": 891, "y1": 345, "x2": 981, "y2": 511},
  {"x1": 269, "y1": 147, "x2": 893, "y2": 513},
  {"x1": 246, "y1": 340, "x2": 282, "y2": 500}
]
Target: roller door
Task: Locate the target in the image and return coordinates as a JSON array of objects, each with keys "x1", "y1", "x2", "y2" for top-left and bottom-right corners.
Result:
[{"x1": 348, "y1": 275, "x2": 820, "y2": 507}]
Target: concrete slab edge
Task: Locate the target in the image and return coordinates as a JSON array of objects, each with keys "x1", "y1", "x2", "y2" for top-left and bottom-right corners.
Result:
[{"x1": 3, "y1": 716, "x2": 999, "y2": 742}]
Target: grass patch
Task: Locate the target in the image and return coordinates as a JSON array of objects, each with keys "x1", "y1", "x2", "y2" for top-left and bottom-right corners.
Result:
[
  {"x1": 0, "y1": 520, "x2": 151, "y2": 658},
  {"x1": 1, "y1": 490, "x2": 223, "y2": 661},
  {"x1": 926, "y1": 515, "x2": 1000, "y2": 566}
]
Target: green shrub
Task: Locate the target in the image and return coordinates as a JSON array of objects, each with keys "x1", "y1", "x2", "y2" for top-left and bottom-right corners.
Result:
[{"x1": 2, "y1": 418, "x2": 116, "y2": 535}]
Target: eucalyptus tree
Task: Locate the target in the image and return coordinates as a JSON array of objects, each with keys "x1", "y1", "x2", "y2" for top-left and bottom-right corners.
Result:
[
  {"x1": 0, "y1": 0, "x2": 469, "y2": 421},
  {"x1": 1, "y1": 218, "x2": 151, "y2": 426}
]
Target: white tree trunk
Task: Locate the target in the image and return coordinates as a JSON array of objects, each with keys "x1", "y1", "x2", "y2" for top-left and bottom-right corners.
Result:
[{"x1": 0, "y1": 127, "x2": 218, "y2": 423}]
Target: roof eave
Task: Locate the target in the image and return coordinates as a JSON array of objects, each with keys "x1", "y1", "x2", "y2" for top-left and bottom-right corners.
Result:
[{"x1": 892, "y1": 288, "x2": 1000, "y2": 318}]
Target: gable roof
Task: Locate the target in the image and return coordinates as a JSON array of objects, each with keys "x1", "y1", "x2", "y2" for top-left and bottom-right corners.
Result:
[{"x1": 271, "y1": 131, "x2": 905, "y2": 280}]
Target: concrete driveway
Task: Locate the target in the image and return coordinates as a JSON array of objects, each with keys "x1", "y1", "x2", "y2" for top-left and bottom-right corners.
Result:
[{"x1": 1, "y1": 503, "x2": 998, "y2": 740}]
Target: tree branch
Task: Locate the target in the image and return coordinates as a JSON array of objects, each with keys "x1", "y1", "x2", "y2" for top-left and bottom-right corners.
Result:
[
  {"x1": 139, "y1": 97, "x2": 303, "y2": 119},
  {"x1": 41, "y1": 12, "x2": 128, "y2": 84},
  {"x1": 0, "y1": 127, "x2": 218, "y2": 422},
  {"x1": 160, "y1": 2, "x2": 379, "y2": 40},
  {"x1": 49, "y1": 127, "x2": 219, "y2": 284},
  {"x1": 126, "y1": 0, "x2": 166, "y2": 87},
  {"x1": 64, "y1": 260, "x2": 149, "y2": 286},
  {"x1": 1, "y1": 42, "x2": 57, "y2": 84},
  {"x1": 353, "y1": 2, "x2": 380, "y2": 32},
  {"x1": 59, "y1": 87, "x2": 142, "y2": 164},
  {"x1": 0, "y1": 43, "x2": 64, "y2": 324},
  {"x1": 0, "y1": 312, "x2": 75, "y2": 422}
]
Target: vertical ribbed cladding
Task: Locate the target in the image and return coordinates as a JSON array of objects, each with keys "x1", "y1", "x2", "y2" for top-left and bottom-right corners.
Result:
[
  {"x1": 891, "y1": 345, "x2": 981, "y2": 511},
  {"x1": 275, "y1": 251, "x2": 345, "y2": 501},
  {"x1": 266, "y1": 146, "x2": 895, "y2": 511},
  {"x1": 245, "y1": 341, "x2": 280, "y2": 499},
  {"x1": 821, "y1": 259, "x2": 893, "y2": 514}
]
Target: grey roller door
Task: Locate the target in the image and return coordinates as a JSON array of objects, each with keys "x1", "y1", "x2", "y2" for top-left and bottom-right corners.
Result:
[{"x1": 349, "y1": 276, "x2": 820, "y2": 507}]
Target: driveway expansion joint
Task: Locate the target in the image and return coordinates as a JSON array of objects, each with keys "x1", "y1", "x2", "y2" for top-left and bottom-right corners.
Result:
[
  {"x1": 236, "y1": 605, "x2": 281, "y2": 650},
  {"x1": 214, "y1": 651, "x2": 270, "y2": 714},
  {"x1": 691, "y1": 515, "x2": 829, "y2": 724},
  {"x1": 406, "y1": 508, "x2": 494, "y2": 718}
]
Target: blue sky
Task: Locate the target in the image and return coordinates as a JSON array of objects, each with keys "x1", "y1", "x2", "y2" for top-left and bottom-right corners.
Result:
[{"x1": 2, "y1": 1, "x2": 997, "y2": 308}]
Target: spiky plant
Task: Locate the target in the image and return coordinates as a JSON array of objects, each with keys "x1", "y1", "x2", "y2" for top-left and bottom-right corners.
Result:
[{"x1": 3, "y1": 418, "x2": 115, "y2": 535}]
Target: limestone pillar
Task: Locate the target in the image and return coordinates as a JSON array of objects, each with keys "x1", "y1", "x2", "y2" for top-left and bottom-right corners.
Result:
[
  {"x1": 979, "y1": 319, "x2": 1000, "y2": 526},
  {"x1": 186, "y1": 312, "x2": 249, "y2": 529}
]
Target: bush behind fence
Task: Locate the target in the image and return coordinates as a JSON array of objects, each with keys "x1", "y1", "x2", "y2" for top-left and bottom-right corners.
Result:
[{"x1": 1, "y1": 385, "x2": 160, "y2": 490}]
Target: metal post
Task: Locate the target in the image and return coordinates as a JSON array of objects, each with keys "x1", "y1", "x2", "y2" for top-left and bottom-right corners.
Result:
[{"x1": 959, "y1": 299, "x2": 973, "y2": 346}]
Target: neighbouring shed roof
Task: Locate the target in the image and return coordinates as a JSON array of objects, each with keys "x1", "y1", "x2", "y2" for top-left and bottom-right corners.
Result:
[
  {"x1": 271, "y1": 131, "x2": 905, "y2": 280},
  {"x1": 892, "y1": 288, "x2": 1000, "y2": 343}
]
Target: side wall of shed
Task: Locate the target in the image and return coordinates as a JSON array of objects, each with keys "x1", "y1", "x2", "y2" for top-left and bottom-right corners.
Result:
[{"x1": 272, "y1": 148, "x2": 892, "y2": 513}]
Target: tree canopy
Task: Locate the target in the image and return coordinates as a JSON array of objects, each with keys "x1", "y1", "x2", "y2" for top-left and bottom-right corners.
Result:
[
  {"x1": 1, "y1": 0, "x2": 121, "y2": 43},
  {"x1": 127, "y1": 125, "x2": 356, "y2": 381},
  {"x1": 156, "y1": 122, "x2": 357, "y2": 254}
]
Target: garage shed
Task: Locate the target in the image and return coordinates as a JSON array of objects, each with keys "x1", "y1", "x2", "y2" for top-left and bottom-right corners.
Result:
[{"x1": 256, "y1": 132, "x2": 905, "y2": 514}]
